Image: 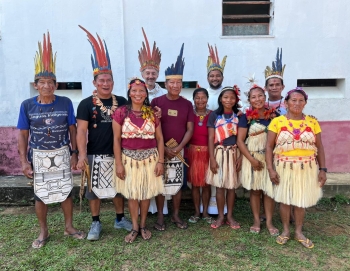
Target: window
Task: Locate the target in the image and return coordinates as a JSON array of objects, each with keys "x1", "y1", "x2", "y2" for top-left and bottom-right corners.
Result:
[
  {"x1": 222, "y1": 0, "x2": 272, "y2": 36},
  {"x1": 297, "y1": 79, "x2": 337, "y2": 88}
]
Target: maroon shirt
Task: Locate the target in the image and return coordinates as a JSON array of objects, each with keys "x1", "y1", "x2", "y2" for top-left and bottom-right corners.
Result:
[{"x1": 151, "y1": 95, "x2": 194, "y2": 144}]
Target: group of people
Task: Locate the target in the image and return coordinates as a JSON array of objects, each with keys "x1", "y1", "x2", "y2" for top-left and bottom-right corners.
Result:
[{"x1": 17, "y1": 27, "x2": 327, "y2": 249}]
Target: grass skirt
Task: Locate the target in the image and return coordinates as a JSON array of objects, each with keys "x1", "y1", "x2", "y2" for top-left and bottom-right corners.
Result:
[
  {"x1": 206, "y1": 145, "x2": 240, "y2": 189},
  {"x1": 114, "y1": 148, "x2": 164, "y2": 200},
  {"x1": 273, "y1": 155, "x2": 322, "y2": 208},
  {"x1": 240, "y1": 152, "x2": 274, "y2": 198},
  {"x1": 187, "y1": 144, "x2": 209, "y2": 187}
]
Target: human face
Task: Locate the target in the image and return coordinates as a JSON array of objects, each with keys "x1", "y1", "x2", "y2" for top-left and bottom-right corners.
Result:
[
  {"x1": 249, "y1": 88, "x2": 266, "y2": 110},
  {"x1": 220, "y1": 90, "x2": 237, "y2": 112},
  {"x1": 34, "y1": 78, "x2": 57, "y2": 98},
  {"x1": 285, "y1": 92, "x2": 307, "y2": 116},
  {"x1": 194, "y1": 91, "x2": 208, "y2": 111},
  {"x1": 165, "y1": 79, "x2": 182, "y2": 98},
  {"x1": 207, "y1": 70, "x2": 224, "y2": 90},
  {"x1": 93, "y1": 74, "x2": 114, "y2": 98},
  {"x1": 266, "y1": 78, "x2": 284, "y2": 101},
  {"x1": 129, "y1": 85, "x2": 147, "y2": 106},
  {"x1": 141, "y1": 68, "x2": 159, "y2": 88}
]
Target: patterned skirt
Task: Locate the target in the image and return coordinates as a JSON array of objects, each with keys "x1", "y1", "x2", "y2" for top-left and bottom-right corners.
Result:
[
  {"x1": 273, "y1": 154, "x2": 322, "y2": 208},
  {"x1": 114, "y1": 148, "x2": 164, "y2": 200},
  {"x1": 206, "y1": 145, "x2": 240, "y2": 189},
  {"x1": 187, "y1": 144, "x2": 209, "y2": 187}
]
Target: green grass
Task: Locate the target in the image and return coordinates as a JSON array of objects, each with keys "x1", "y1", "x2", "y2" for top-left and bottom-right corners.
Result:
[{"x1": 0, "y1": 198, "x2": 349, "y2": 271}]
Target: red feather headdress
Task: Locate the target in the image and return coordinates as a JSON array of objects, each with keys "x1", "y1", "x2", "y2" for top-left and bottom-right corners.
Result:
[{"x1": 138, "y1": 28, "x2": 161, "y2": 72}]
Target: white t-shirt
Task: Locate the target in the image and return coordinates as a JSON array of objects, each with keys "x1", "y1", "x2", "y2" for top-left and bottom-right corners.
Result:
[
  {"x1": 148, "y1": 83, "x2": 167, "y2": 101},
  {"x1": 265, "y1": 97, "x2": 286, "y2": 115},
  {"x1": 207, "y1": 86, "x2": 223, "y2": 110}
]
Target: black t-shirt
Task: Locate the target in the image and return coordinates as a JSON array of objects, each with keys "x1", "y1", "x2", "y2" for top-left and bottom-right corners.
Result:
[{"x1": 76, "y1": 95, "x2": 127, "y2": 154}]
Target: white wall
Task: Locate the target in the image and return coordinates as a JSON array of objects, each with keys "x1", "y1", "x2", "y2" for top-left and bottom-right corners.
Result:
[{"x1": 1, "y1": 0, "x2": 349, "y2": 126}]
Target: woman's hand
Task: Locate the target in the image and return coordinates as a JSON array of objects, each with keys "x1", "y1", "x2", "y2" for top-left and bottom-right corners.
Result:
[
  {"x1": 236, "y1": 155, "x2": 242, "y2": 172},
  {"x1": 165, "y1": 147, "x2": 179, "y2": 159},
  {"x1": 77, "y1": 157, "x2": 88, "y2": 171},
  {"x1": 268, "y1": 169, "x2": 280, "y2": 185},
  {"x1": 70, "y1": 154, "x2": 78, "y2": 170},
  {"x1": 318, "y1": 171, "x2": 327, "y2": 187},
  {"x1": 210, "y1": 158, "x2": 219, "y2": 174},
  {"x1": 116, "y1": 163, "x2": 126, "y2": 180},
  {"x1": 154, "y1": 106, "x2": 162, "y2": 119},
  {"x1": 251, "y1": 158, "x2": 264, "y2": 171},
  {"x1": 154, "y1": 162, "x2": 164, "y2": 177},
  {"x1": 22, "y1": 162, "x2": 33, "y2": 179}
]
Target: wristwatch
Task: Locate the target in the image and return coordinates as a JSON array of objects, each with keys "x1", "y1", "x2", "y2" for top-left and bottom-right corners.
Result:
[
  {"x1": 71, "y1": 149, "x2": 79, "y2": 155},
  {"x1": 319, "y1": 168, "x2": 327, "y2": 173}
]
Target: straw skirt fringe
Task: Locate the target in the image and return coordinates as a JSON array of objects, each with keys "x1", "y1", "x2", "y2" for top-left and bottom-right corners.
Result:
[
  {"x1": 187, "y1": 145, "x2": 209, "y2": 187},
  {"x1": 206, "y1": 145, "x2": 240, "y2": 189},
  {"x1": 273, "y1": 155, "x2": 322, "y2": 208},
  {"x1": 114, "y1": 148, "x2": 164, "y2": 200},
  {"x1": 240, "y1": 152, "x2": 274, "y2": 198}
]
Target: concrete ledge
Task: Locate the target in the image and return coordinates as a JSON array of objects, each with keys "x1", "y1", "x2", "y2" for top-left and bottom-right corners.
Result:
[{"x1": 0, "y1": 173, "x2": 349, "y2": 205}]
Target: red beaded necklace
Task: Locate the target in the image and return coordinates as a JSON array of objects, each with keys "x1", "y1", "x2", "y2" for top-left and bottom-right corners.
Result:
[{"x1": 286, "y1": 114, "x2": 307, "y2": 140}]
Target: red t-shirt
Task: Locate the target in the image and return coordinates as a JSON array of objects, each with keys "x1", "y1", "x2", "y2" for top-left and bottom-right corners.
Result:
[
  {"x1": 189, "y1": 112, "x2": 211, "y2": 146},
  {"x1": 151, "y1": 95, "x2": 194, "y2": 144},
  {"x1": 112, "y1": 105, "x2": 159, "y2": 150}
]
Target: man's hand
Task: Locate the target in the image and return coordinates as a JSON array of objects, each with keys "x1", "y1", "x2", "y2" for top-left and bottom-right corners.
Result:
[
  {"x1": 22, "y1": 162, "x2": 33, "y2": 179},
  {"x1": 154, "y1": 106, "x2": 162, "y2": 119}
]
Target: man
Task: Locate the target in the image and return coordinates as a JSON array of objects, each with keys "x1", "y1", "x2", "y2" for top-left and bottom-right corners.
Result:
[
  {"x1": 138, "y1": 27, "x2": 168, "y2": 214},
  {"x1": 17, "y1": 32, "x2": 85, "y2": 249},
  {"x1": 139, "y1": 27, "x2": 167, "y2": 101},
  {"x1": 205, "y1": 44, "x2": 228, "y2": 215},
  {"x1": 76, "y1": 26, "x2": 132, "y2": 241},
  {"x1": 151, "y1": 44, "x2": 194, "y2": 230},
  {"x1": 206, "y1": 44, "x2": 227, "y2": 111},
  {"x1": 264, "y1": 48, "x2": 286, "y2": 115}
]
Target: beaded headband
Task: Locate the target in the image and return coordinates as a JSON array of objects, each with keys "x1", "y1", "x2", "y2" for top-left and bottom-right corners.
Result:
[
  {"x1": 285, "y1": 87, "x2": 308, "y2": 101},
  {"x1": 127, "y1": 78, "x2": 147, "y2": 89},
  {"x1": 221, "y1": 85, "x2": 241, "y2": 102},
  {"x1": 34, "y1": 31, "x2": 56, "y2": 80}
]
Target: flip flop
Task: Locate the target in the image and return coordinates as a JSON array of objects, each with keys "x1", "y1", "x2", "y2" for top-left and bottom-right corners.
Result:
[
  {"x1": 210, "y1": 220, "x2": 225, "y2": 229},
  {"x1": 268, "y1": 228, "x2": 280, "y2": 237},
  {"x1": 202, "y1": 217, "x2": 214, "y2": 224},
  {"x1": 140, "y1": 227, "x2": 152, "y2": 240},
  {"x1": 276, "y1": 235, "x2": 290, "y2": 245},
  {"x1": 295, "y1": 238, "x2": 314, "y2": 249},
  {"x1": 32, "y1": 236, "x2": 50, "y2": 249},
  {"x1": 153, "y1": 222, "x2": 165, "y2": 231},
  {"x1": 188, "y1": 216, "x2": 200, "y2": 223},
  {"x1": 64, "y1": 231, "x2": 86, "y2": 240},
  {"x1": 171, "y1": 219, "x2": 188, "y2": 229},
  {"x1": 226, "y1": 221, "x2": 241, "y2": 230},
  {"x1": 250, "y1": 226, "x2": 261, "y2": 234},
  {"x1": 125, "y1": 229, "x2": 139, "y2": 243}
]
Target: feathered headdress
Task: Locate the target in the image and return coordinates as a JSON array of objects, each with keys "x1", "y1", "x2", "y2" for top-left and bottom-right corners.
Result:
[
  {"x1": 34, "y1": 32, "x2": 56, "y2": 80},
  {"x1": 79, "y1": 25, "x2": 112, "y2": 77},
  {"x1": 138, "y1": 28, "x2": 161, "y2": 72},
  {"x1": 165, "y1": 43, "x2": 185, "y2": 80},
  {"x1": 265, "y1": 48, "x2": 286, "y2": 81},
  {"x1": 207, "y1": 44, "x2": 227, "y2": 74}
]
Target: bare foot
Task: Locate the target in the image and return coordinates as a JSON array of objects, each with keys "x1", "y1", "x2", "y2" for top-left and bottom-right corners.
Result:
[
  {"x1": 125, "y1": 229, "x2": 139, "y2": 243},
  {"x1": 140, "y1": 227, "x2": 152, "y2": 240}
]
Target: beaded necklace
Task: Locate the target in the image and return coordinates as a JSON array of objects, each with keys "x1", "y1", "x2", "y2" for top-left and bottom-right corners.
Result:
[
  {"x1": 286, "y1": 114, "x2": 307, "y2": 140},
  {"x1": 194, "y1": 108, "x2": 209, "y2": 126},
  {"x1": 92, "y1": 90, "x2": 118, "y2": 128}
]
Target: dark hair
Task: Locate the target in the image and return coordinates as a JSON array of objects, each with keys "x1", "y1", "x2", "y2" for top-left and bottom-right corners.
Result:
[
  {"x1": 94, "y1": 73, "x2": 114, "y2": 81},
  {"x1": 215, "y1": 87, "x2": 240, "y2": 115},
  {"x1": 192, "y1": 88, "x2": 209, "y2": 100},
  {"x1": 247, "y1": 86, "x2": 265, "y2": 101},
  {"x1": 265, "y1": 78, "x2": 284, "y2": 87},
  {"x1": 126, "y1": 78, "x2": 150, "y2": 106},
  {"x1": 34, "y1": 78, "x2": 56, "y2": 85},
  {"x1": 285, "y1": 88, "x2": 308, "y2": 101}
]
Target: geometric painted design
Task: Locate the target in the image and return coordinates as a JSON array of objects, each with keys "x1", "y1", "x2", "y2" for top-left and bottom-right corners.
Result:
[
  {"x1": 33, "y1": 145, "x2": 73, "y2": 204},
  {"x1": 163, "y1": 150, "x2": 184, "y2": 196}
]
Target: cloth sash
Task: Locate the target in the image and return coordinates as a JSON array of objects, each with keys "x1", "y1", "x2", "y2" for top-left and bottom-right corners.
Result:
[
  {"x1": 90, "y1": 154, "x2": 116, "y2": 199},
  {"x1": 33, "y1": 145, "x2": 73, "y2": 204},
  {"x1": 163, "y1": 149, "x2": 184, "y2": 196}
]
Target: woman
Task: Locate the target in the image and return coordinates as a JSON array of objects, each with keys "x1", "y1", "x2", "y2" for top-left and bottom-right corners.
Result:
[
  {"x1": 187, "y1": 88, "x2": 212, "y2": 224},
  {"x1": 112, "y1": 78, "x2": 165, "y2": 243},
  {"x1": 266, "y1": 87, "x2": 327, "y2": 248},
  {"x1": 237, "y1": 85, "x2": 279, "y2": 235},
  {"x1": 206, "y1": 86, "x2": 242, "y2": 229}
]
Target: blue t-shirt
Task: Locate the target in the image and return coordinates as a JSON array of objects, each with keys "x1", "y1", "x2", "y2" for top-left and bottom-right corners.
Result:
[
  {"x1": 238, "y1": 114, "x2": 271, "y2": 129},
  {"x1": 17, "y1": 95, "x2": 76, "y2": 161}
]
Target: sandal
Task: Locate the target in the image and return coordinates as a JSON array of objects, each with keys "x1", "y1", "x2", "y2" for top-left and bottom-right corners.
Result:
[
  {"x1": 226, "y1": 221, "x2": 241, "y2": 230},
  {"x1": 188, "y1": 216, "x2": 200, "y2": 223},
  {"x1": 171, "y1": 219, "x2": 188, "y2": 229},
  {"x1": 250, "y1": 226, "x2": 261, "y2": 234},
  {"x1": 268, "y1": 228, "x2": 280, "y2": 237},
  {"x1": 140, "y1": 227, "x2": 152, "y2": 240},
  {"x1": 32, "y1": 236, "x2": 50, "y2": 249},
  {"x1": 202, "y1": 216, "x2": 214, "y2": 224},
  {"x1": 153, "y1": 222, "x2": 165, "y2": 231},
  {"x1": 64, "y1": 231, "x2": 86, "y2": 240},
  {"x1": 210, "y1": 220, "x2": 224, "y2": 229},
  {"x1": 295, "y1": 238, "x2": 314, "y2": 249},
  {"x1": 276, "y1": 235, "x2": 290, "y2": 245},
  {"x1": 125, "y1": 229, "x2": 139, "y2": 243}
]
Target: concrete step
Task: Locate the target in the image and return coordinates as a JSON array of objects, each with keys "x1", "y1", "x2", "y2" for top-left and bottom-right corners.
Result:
[{"x1": 0, "y1": 173, "x2": 349, "y2": 205}]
